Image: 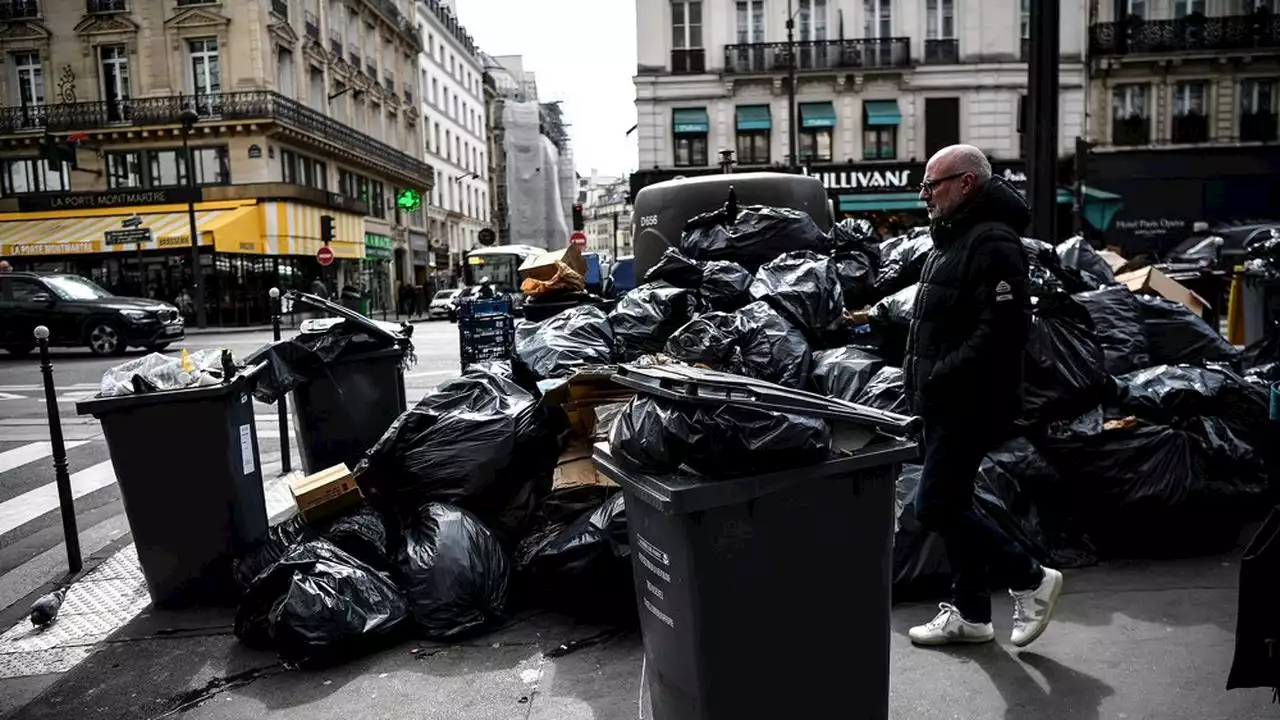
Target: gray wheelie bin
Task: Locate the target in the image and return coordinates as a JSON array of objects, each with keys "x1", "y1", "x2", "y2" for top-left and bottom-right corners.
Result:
[{"x1": 594, "y1": 365, "x2": 920, "y2": 720}]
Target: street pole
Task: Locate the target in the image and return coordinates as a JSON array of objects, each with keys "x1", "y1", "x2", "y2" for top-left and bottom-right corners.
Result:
[
  {"x1": 1027, "y1": 0, "x2": 1061, "y2": 242},
  {"x1": 180, "y1": 108, "x2": 206, "y2": 328},
  {"x1": 35, "y1": 326, "x2": 81, "y2": 575},
  {"x1": 787, "y1": 0, "x2": 798, "y2": 171},
  {"x1": 611, "y1": 210, "x2": 619, "y2": 262},
  {"x1": 268, "y1": 288, "x2": 291, "y2": 475}
]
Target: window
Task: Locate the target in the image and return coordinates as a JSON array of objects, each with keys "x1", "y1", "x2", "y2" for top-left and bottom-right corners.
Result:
[
  {"x1": 735, "y1": 105, "x2": 771, "y2": 164},
  {"x1": 924, "y1": 97, "x2": 961, "y2": 157},
  {"x1": 1171, "y1": 81, "x2": 1208, "y2": 144},
  {"x1": 11, "y1": 279, "x2": 49, "y2": 303},
  {"x1": 1, "y1": 158, "x2": 67, "y2": 195},
  {"x1": 105, "y1": 151, "x2": 143, "y2": 189},
  {"x1": 188, "y1": 38, "x2": 221, "y2": 115},
  {"x1": 864, "y1": 0, "x2": 891, "y2": 38},
  {"x1": 432, "y1": 77, "x2": 439, "y2": 105},
  {"x1": 99, "y1": 45, "x2": 130, "y2": 123},
  {"x1": 276, "y1": 47, "x2": 295, "y2": 97},
  {"x1": 861, "y1": 101, "x2": 899, "y2": 159},
  {"x1": 673, "y1": 107, "x2": 709, "y2": 166},
  {"x1": 799, "y1": 127, "x2": 832, "y2": 162},
  {"x1": 309, "y1": 66, "x2": 324, "y2": 110},
  {"x1": 1240, "y1": 78, "x2": 1278, "y2": 143},
  {"x1": 1111, "y1": 84, "x2": 1150, "y2": 146},
  {"x1": 433, "y1": 124, "x2": 440, "y2": 155},
  {"x1": 1173, "y1": 0, "x2": 1204, "y2": 17},
  {"x1": 371, "y1": 180, "x2": 386, "y2": 219},
  {"x1": 1119, "y1": 0, "x2": 1146, "y2": 18},
  {"x1": 925, "y1": 0, "x2": 957, "y2": 63},
  {"x1": 150, "y1": 149, "x2": 185, "y2": 186},
  {"x1": 331, "y1": 81, "x2": 347, "y2": 123},
  {"x1": 147, "y1": 147, "x2": 229, "y2": 187},
  {"x1": 13, "y1": 51, "x2": 44, "y2": 110},
  {"x1": 798, "y1": 0, "x2": 827, "y2": 41},
  {"x1": 671, "y1": 1, "x2": 705, "y2": 74}
]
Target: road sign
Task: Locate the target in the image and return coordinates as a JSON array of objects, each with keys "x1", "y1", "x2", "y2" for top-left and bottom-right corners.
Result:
[
  {"x1": 569, "y1": 231, "x2": 587, "y2": 248},
  {"x1": 477, "y1": 228, "x2": 496, "y2": 246},
  {"x1": 104, "y1": 228, "x2": 152, "y2": 246},
  {"x1": 121, "y1": 215, "x2": 142, "y2": 229},
  {"x1": 316, "y1": 246, "x2": 335, "y2": 266}
]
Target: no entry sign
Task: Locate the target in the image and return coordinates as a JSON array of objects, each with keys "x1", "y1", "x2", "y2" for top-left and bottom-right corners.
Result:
[{"x1": 316, "y1": 245, "x2": 335, "y2": 266}]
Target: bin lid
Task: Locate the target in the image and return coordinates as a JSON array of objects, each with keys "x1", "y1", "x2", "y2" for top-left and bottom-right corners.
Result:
[
  {"x1": 593, "y1": 438, "x2": 919, "y2": 515},
  {"x1": 285, "y1": 290, "x2": 411, "y2": 345},
  {"x1": 611, "y1": 364, "x2": 921, "y2": 436},
  {"x1": 76, "y1": 362, "x2": 263, "y2": 417}
]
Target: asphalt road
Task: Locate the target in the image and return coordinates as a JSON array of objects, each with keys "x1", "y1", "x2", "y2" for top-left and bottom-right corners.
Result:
[{"x1": 0, "y1": 318, "x2": 462, "y2": 620}]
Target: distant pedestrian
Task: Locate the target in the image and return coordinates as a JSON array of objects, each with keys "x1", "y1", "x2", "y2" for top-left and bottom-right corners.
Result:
[
  {"x1": 0, "y1": 260, "x2": 11, "y2": 273},
  {"x1": 904, "y1": 144, "x2": 1064, "y2": 649},
  {"x1": 309, "y1": 277, "x2": 329, "y2": 300}
]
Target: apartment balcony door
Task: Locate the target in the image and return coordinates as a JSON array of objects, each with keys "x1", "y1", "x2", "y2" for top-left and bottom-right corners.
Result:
[{"x1": 100, "y1": 45, "x2": 130, "y2": 123}]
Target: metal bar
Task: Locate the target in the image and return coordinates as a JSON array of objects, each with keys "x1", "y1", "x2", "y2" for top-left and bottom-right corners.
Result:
[
  {"x1": 1027, "y1": 0, "x2": 1060, "y2": 242},
  {"x1": 35, "y1": 327, "x2": 82, "y2": 575},
  {"x1": 787, "y1": 0, "x2": 798, "y2": 171},
  {"x1": 269, "y1": 288, "x2": 292, "y2": 475}
]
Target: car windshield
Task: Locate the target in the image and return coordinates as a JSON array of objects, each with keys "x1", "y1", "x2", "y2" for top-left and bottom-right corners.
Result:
[
  {"x1": 435, "y1": 290, "x2": 458, "y2": 300},
  {"x1": 43, "y1": 275, "x2": 114, "y2": 300}
]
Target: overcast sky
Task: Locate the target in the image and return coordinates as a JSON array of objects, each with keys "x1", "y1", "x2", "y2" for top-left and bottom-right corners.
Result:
[{"x1": 454, "y1": 0, "x2": 639, "y2": 180}]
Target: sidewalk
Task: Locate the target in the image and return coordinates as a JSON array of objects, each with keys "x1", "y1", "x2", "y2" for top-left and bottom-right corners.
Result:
[{"x1": 2, "y1": 542, "x2": 1274, "y2": 719}]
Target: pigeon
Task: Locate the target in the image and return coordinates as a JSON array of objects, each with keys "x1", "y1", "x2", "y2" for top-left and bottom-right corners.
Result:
[{"x1": 30, "y1": 588, "x2": 67, "y2": 628}]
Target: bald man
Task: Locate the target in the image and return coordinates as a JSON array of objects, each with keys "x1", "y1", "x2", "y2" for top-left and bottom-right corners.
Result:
[{"x1": 904, "y1": 144, "x2": 1064, "y2": 649}]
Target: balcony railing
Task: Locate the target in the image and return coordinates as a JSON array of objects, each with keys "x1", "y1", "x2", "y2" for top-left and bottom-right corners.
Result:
[
  {"x1": 924, "y1": 38, "x2": 959, "y2": 64},
  {"x1": 1241, "y1": 111, "x2": 1278, "y2": 143},
  {"x1": 723, "y1": 38, "x2": 912, "y2": 73},
  {"x1": 1171, "y1": 112, "x2": 1209, "y2": 144},
  {"x1": 305, "y1": 11, "x2": 319, "y2": 39},
  {"x1": 1090, "y1": 13, "x2": 1280, "y2": 57},
  {"x1": 0, "y1": 0, "x2": 40, "y2": 20},
  {"x1": 1112, "y1": 115, "x2": 1151, "y2": 146},
  {"x1": 0, "y1": 92, "x2": 433, "y2": 184},
  {"x1": 270, "y1": 0, "x2": 287, "y2": 19},
  {"x1": 86, "y1": 0, "x2": 126, "y2": 12},
  {"x1": 671, "y1": 48, "x2": 706, "y2": 74}
]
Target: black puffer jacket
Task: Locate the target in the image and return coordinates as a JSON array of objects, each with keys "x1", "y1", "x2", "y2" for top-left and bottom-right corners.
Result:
[{"x1": 904, "y1": 177, "x2": 1032, "y2": 428}]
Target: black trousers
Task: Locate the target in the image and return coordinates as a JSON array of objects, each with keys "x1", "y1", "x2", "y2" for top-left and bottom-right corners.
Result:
[{"x1": 916, "y1": 421, "x2": 1043, "y2": 624}]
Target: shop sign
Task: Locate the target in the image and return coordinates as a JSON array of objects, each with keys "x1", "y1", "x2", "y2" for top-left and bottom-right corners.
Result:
[
  {"x1": 157, "y1": 235, "x2": 192, "y2": 248},
  {"x1": 104, "y1": 228, "x2": 153, "y2": 246},
  {"x1": 16, "y1": 187, "x2": 200, "y2": 212},
  {"x1": 364, "y1": 233, "x2": 394, "y2": 261},
  {"x1": 1114, "y1": 217, "x2": 1189, "y2": 238},
  {"x1": 803, "y1": 167, "x2": 916, "y2": 191},
  {"x1": 4, "y1": 241, "x2": 95, "y2": 255},
  {"x1": 408, "y1": 230, "x2": 430, "y2": 252}
]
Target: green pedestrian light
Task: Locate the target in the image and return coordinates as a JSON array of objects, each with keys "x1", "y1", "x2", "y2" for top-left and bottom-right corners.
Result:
[{"x1": 395, "y1": 187, "x2": 423, "y2": 211}]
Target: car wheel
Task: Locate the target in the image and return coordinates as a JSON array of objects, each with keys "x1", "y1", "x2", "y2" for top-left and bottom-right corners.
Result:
[
  {"x1": 88, "y1": 321, "x2": 127, "y2": 356},
  {"x1": 4, "y1": 345, "x2": 34, "y2": 356}
]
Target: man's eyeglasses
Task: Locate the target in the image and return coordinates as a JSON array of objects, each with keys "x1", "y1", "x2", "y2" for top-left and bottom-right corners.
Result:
[{"x1": 919, "y1": 172, "x2": 967, "y2": 197}]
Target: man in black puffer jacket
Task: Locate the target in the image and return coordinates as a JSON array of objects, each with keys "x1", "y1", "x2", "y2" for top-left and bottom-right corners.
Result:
[{"x1": 904, "y1": 145, "x2": 1064, "y2": 649}]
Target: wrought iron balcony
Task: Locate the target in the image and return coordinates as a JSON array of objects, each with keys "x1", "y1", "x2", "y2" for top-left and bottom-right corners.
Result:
[
  {"x1": 671, "y1": 48, "x2": 706, "y2": 74},
  {"x1": 1112, "y1": 115, "x2": 1151, "y2": 146},
  {"x1": 723, "y1": 38, "x2": 912, "y2": 73},
  {"x1": 305, "y1": 11, "x2": 319, "y2": 39},
  {"x1": 1171, "y1": 112, "x2": 1209, "y2": 144},
  {"x1": 0, "y1": 0, "x2": 40, "y2": 20},
  {"x1": 270, "y1": 0, "x2": 287, "y2": 19},
  {"x1": 924, "y1": 38, "x2": 959, "y2": 64},
  {"x1": 1241, "y1": 111, "x2": 1278, "y2": 143},
  {"x1": 86, "y1": 0, "x2": 126, "y2": 13},
  {"x1": 0, "y1": 92, "x2": 433, "y2": 185},
  {"x1": 1090, "y1": 13, "x2": 1280, "y2": 57}
]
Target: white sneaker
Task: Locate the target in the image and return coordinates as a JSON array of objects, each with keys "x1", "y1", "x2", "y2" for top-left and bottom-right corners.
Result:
[
  {"x1": 1009, "y1": 567, "x2": 1064, "y2": 648},
  {"x1": 908, "y1": 603, "x2": 995, "y2": 647}
]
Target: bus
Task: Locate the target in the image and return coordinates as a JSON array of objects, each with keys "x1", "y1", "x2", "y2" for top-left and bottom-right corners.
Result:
[{"x1": 463, "y1": 244, "x2": 544, "y2": 303}]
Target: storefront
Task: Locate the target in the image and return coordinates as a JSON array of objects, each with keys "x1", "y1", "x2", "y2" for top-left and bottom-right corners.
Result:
[
  {"x1": 1086, "y1": 146, "x2": 1280, "y2": 258},
  {"x1": 408, "y1": 229, "x2": 432, "y2": 285},
  {"x1": 0, "y1": 195, "x2": 365, "y2": 326},
  {"x1": 362, "y1": 232, "x2": 394, "y2": 318}
]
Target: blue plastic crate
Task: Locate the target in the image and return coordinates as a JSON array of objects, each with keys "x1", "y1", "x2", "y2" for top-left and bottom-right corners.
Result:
[{"x1": 457, "y1": 296, "x2": 512, "y2": 320}]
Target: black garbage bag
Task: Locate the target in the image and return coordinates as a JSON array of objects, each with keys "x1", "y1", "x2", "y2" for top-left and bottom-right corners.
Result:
[
  {"x1": 234, "y1": 539, "x2": 410, "y2": 666},
  {"x1": 679, "y1": 203, "x2": 829, "y2": 272},
  {"x1": 515, "y1": 305, "x2": 615, "y2": 380},
  {"x1": 873, "y1": 231, "x2": 933, "y2": 299},
  {"x1": 245, "y1": 340, "x2": 322, "y2": 404},
  {"x1": 868, "y1": 284, "x2": 918, "y2": 327},
  {"x1": 608, "y1": 394, "x2": 831, "y2": 477},
  {"x1": 1017, "y1": 294, "x2": 1107, "y2": 430},
  {"x1": 1134, "y1": 294, "x2": 1239, "y2": 367},
  {"x1": 231, "y1": 504, "x2": 397, "y2": 592},
  {"x1": 355, "y1": 369, "x2": 561, "y2": 539},
  {"x1": 831, "y1": 217, "x2": 877, "y2": 250},
  {"x1": 397, "y1": 504, "x2": 511, "y2": 639},
  {"x1": 643, "y1": 247, "x2": 704, "y2": 288},
  {"x1": 608, "y1": 282, "x2": 701, "y2": 361},
  {"x1": 1243, "y1": 361, "x2": 1280, "y2": 388},
  {"x1": 749, "y1": 251, "x2": 846, "y2": 340},
  {"x1": 1241, "y1": 327, "x2": 1280, "y2": 369},
  {"x1": 853, "y1": 366, "x2": 909, "y2": 415},
  {"x1": 1056, "y1": 236, "x2": 1116, "y2": 288},
  {"x1": 833, "y1": 250, "x2": 878, "y2": 311},
  {"x1": 1022, "y1": 238, "x2": 1065, "y2": 296},
  {"x1": 664, "y1": 301, "x2": 811, "y2": 389},
  {"x1": 232, "y1": 514, "x2": 314, "y2": 592},
  {"x1": 699, "y1": 260, "x2": 754, "y2": 311},
  {"x1": 1226, "y1": 505, "x2": 1280, "y2": 694},
  {"x1": 1111, "y1": 364, "x2": 1268, "y2": 446},
  {"x1": 515, "y1": 492, "x2": 634, "y2": 624},
  {"x1": 809, "y1": 346, "x2": 886, "y2": 401},
  {"x1": 892, "y1": 465, "x2": 952, "y2": 598},
  {"x1": 1072, "y1": 286, "x2": 1151, "y2": 375}
]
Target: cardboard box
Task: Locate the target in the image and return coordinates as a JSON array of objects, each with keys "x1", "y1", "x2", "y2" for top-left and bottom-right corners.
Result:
[
  {"x1": 1117, "y1": 266, "x2": 1209, "y2": 318},
  {"x1": 554, "y1": 440, "x2": 618, "y2": 491},
  {"x1": 289, "y1": 463, "x2": 362, "y2": 523},
  {"x1": 519, "y1": 246, "x2": 587, "y2": 284},
  {"x1": 1097, "y1": 249, "x2": 1129, "y2": 274}
]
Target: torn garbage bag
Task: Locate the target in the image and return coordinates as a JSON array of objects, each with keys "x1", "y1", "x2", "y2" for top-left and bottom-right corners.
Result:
[
  {"x1": 232, "y1": 504, "x2": 396, "y2": 591},
  {"x1": 608, "y1": 394, "x2": 831, "y2": 477},
  {"x1": 809, "y1": 346, "x2": 886, "y2": 401},
  {"x1": 233, "y1": 539, "x2": 409, "y2": 666},
  {"x1": 664, "y1": 301, "x2": 811, "y2": 389},
  {"x1": 874, "y1": 230, "x2": 933, "y2": 298},
  {"x1": 355, "y1": 369, "x2": 560, "y2": 539},
  {"x1": 608, "y1": 282, "x2": 701, "y2": 361},
  {"x1": 853, "y1": 366, "x2": 909, "y2": 415},
  {"x1": 749, "y1": 250, "x2": 846, "y2": 340},
  {"x1": 514, "y1": 304, "x2": 615, "y2": 380},
  {"x1": 397, "y1": 504, "x2": 510, "y2": 639},
  {"x1": 679, "y1": 203, "x2": 829, "y2": 272},
  {"x1": 1056, "y1": 236, "x2": 1116, "y2": 289},
  {"x1": 1072, "y1": 286, "x2": 1151, "y2": 375},
  {"x1": 1133, "y1": 294, "x2": 1240, "y2": 367},
  {"x1": 1018, "y1": 294, "x2": 1107, "y2": 430}
]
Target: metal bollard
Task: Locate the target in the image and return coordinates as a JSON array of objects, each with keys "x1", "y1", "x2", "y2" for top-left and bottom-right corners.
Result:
[
  {"x1": 34, "y1": 326, "x2": 82, "y2": 574},
  {"x1": 269, "y1": 288, "x2": 292, "y2": 475}
]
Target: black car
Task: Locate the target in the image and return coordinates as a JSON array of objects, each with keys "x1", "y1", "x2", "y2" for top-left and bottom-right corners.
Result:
[{"x1": 0, "y1": 273, "x2": 185, "y2": 356}]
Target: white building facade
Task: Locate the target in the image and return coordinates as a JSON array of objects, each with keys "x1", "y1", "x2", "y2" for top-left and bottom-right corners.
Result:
[
  {"x1": 632, "y1": 0, "x2": 1089, "y2": 234},
  {"x1": 417, "y1": 0, "x2": 491, "y2": 283},
  {"x1": 579, "y1": 172, "x2": 635, "y2": 258}
]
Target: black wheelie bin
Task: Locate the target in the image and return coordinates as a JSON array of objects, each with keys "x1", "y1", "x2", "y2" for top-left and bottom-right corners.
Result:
[{"x1": 594, "y1": 365, "x2": 920, "y2": 720}]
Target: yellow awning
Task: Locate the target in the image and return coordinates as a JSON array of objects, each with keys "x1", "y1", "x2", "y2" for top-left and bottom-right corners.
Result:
[
  {"x1": 0, "y1": 201, "x2": 261, "y2": 257},
  {"x1": 262, "y1": 201, "x2": 365, "y2": 259}
]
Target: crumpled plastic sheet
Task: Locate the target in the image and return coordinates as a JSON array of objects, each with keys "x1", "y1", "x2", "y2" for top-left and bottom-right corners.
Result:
[
  {"x1": 809, "y1": 346, "x2": 886, "y2": 401},
  {"x1": 749, "y1": 250, "x2": 847, "y2": 340},
  {"x1": 608, "y1": 281, "x2": 701, "y2": 362},
  {"x1": 608, "y1": 394, "x2": 832, "y2": 478},
  {"x1": 664, "y1": 300, "x2": 811, "y2": 389},
  {"x1": 99, "y1": 348, "x2": 229, "y2": 398},
  {"x1": 679, "y1": 203, "x2": 829, "y2": 272},
  {"x1": 1056, "y1": 236, "x2": 1116, "y2": 289},
  {"x1": 514, "y1": 304, "x2": 615, "y2": 380},
  {"x1": 397, "y1": 503, "x2": 511, "y2": 639},
  {"x1": 1133, "y1": 294, "x2": 1240, "y2": 367},
  {"x1": 1072, "y1": 286, "x2": 1151, "y2": 375},
  {"x1": 853, "y1": 366, "x2": 909, "y2": 415}
]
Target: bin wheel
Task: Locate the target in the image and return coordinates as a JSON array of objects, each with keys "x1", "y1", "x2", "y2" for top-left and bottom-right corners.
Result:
[
  {"x1": 4, "y1": 345, "x2": 33, "y2": 356},
  {"x1": 87, "y1": 321, "x2": 127, "y2": 356}
]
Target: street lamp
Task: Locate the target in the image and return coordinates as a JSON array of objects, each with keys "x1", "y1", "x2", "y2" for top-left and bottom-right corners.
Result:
[{"x1": 179, "y1": 107, "x2": 207, "y2": 329}]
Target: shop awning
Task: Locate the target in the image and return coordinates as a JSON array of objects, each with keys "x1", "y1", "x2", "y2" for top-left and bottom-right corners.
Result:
[
  {"x1": 673, "y1": 108, "x2": 709, "y2": 134},
  {"x1": 800, "y1": 102, "x2": 837, "y2": 129},
  {"x1": 1079, "y1": 185, "x2": 1124, "y2": 232},
  {"x1": 863, "y1": 100, "x2": 902, "y2": 127},
  {"x1": 262, "y1": 201, "x2": 365, "y2": 259},
  {"x1": 736, "y1": 105, "x2": 772, "y2": 131},
  {"x1": 0, "y1": 202, "x2": 260, "y2": 258}
]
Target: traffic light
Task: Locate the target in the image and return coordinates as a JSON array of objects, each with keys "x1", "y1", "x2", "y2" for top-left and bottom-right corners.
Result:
[
  {"x1": 572, "y1": 203, "x2": 584, "y2": 231},
  {"x1": 320, "y1": 214, "x2": 334, "y2": 246}
]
